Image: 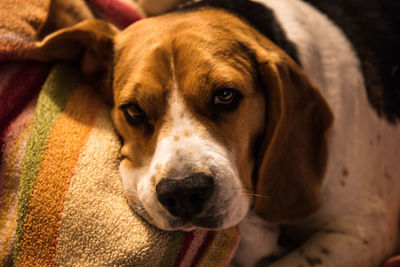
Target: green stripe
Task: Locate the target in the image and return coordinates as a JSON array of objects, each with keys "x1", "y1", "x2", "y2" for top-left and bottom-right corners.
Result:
[
  {"x1": 14, "y1": 63, "x2": 81, "y2": 264},
  {"x1": 158, "y1": 231, "x2": 184, "y2": 267}
]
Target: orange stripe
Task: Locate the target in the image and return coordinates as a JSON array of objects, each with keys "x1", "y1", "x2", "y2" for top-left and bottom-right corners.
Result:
[{"x1": 16, "y1": 84, "x2": 102, "y2": 266}]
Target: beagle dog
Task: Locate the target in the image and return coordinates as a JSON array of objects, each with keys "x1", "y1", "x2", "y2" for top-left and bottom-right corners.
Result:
[{"x1": 38, "y1": 0, "x2": 400, "y2": 266}]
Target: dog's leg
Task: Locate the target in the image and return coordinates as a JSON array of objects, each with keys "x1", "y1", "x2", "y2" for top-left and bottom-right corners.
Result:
[
  {"x1": 231, "y1": 211, "x2": 283, "y2": 267},
  {"x1": 268, "y1": 208, "x2": 399, "y2": 267}
]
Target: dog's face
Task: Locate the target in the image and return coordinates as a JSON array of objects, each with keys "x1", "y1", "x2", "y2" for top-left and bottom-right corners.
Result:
[
  {"x1": 111, "y1": 11, "x2": 266, "y2": 230},
  {"x1": 38, "y1": 8, "x2": 332, "y2": 231}
]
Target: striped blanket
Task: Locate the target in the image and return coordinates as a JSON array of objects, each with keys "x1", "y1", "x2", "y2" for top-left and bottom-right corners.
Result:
[{"x1": 0, "y1": 0, "x2": 239, "y2": 266}]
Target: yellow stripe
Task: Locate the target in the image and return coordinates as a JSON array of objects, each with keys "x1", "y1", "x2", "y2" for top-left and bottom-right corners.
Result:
[
  {"x1": 17, "y1": 84, "x2": 101, "y2": 266},
  {"x1": 196, "y1": 227, "x2": 239, "y2": 266}
]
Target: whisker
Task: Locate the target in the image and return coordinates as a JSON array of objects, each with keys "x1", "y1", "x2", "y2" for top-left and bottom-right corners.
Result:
[
  {"x1": 240, "y1": 192, "x2": 270, "y2": 200},
  {"x1": 232, "y1": 187, "x2": 270, "y2": 200},
  {"x1": 231, "y1": 186, "x2": 270, "y2": 200}
]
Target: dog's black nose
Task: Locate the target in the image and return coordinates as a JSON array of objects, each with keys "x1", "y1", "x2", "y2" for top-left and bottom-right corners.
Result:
[{"x1": 156, "y1": 173, "x2": 214, "y2": 219}]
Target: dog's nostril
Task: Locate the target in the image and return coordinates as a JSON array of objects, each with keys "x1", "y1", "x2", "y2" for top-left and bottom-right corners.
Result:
[
  {"x1": 189, "y1": 193, "x2": 203, "y2": 205},
  {"x1": 160, "y1": 197, "x2": 178, "y2": 210},
  {"x1": 188, "y1": 191, "x2": 211, "y2": 209},
  {"x1": 156, "y1": 173, "x2": 214, "y2": 219}
]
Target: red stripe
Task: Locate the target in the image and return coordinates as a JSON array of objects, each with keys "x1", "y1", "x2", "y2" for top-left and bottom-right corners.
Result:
[
  {"x1": 173, "y1": 231, "x2": 195, "y2": 267},
  {"x1": 0, "y1": 62, "x2": 49, "y2": 167},
  {"x1": 191, "y1": 231, "x2": 216, "y2": 265},
  {"x1": 0, "y1": 62, "x2": 49, "y2": 136},
  {"x1": 84, "y1": 0, "x2": 143, "y2": 29}
]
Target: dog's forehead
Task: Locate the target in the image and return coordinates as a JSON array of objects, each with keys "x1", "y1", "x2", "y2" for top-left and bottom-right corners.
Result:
[
  {"x1": 116, "y1": 8, "x2": 247, "y2": 46},
  {"x1": 113, "y1": 9, "x2": 257, "y2": 107},
  {"x1": 113, "y1": 8, "x2": 256, "y2": 72}
]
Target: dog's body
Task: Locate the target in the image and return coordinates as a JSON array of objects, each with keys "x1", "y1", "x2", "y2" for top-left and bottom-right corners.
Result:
[
  {"x1": 229, "y1": 1, "x2": 400, "y2": 266},
  {"x1": 39, "y1": 0, "x2": 400, "y2": 265}
]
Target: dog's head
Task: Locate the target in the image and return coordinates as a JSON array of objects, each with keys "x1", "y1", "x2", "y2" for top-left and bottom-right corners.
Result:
[{"x1": 38, "y1": 8, "x2": 332, "y2": 230}]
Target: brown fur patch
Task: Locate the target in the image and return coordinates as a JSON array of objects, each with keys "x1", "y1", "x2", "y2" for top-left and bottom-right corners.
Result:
[
  {"x1": 342, "y1": 167, "x2": 349, "y2": 177},
  {"x1": 183, "y1": 130, "x2": 192, "y2": 138}
]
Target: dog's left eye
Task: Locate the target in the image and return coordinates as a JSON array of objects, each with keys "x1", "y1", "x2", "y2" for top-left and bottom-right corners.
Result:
[
  {"x1": 214, "y1": 88, "x2": 239, "y2": 105},
  {"x1": 120, "y1": 103, "x2": 147, "y2": 126}
]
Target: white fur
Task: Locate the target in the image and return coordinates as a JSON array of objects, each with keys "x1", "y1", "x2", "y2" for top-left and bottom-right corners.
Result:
[
  {"x1": 234, "y1": 0, "x2": 400, "y2": 266},
  {"x1": 233, "y1": 211, "x2": 282, "y2": 267}
]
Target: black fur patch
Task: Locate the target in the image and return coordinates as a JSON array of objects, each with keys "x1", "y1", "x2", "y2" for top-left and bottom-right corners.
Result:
[
  {"x1": 303, "y1": 0, "x2": 400, "y2": 122},
  {"x1": 169, "y1": 0, "x2": 300, "y2": 65}
]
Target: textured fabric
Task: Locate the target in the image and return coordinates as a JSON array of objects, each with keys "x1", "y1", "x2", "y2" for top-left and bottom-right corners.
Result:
[{"x1": 0, "y1": 0, "x2": 240, "y2": 266}]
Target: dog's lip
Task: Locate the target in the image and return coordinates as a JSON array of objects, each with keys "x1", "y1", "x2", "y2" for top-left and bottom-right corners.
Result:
[
  {"x1": 131, "y1": 207, "x2": 226, "y2": 230},
  {"x1": 126, "y1": 198, "x2": 224, "y2": 230},
  {"x1": 165, "y1": 214, "x2": 225, "y2": 230}
]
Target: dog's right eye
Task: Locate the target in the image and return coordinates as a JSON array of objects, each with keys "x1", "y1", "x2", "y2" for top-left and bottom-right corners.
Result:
[{"x1": 120, "y1": 103, "x2": 147, "y2": 126}]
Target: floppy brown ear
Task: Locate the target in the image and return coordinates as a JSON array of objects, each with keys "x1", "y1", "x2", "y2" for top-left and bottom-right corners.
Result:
[
  {"x1": 251, "y1": 41, "x2": 333, "y2": 224},
  {"x1": 36, "y1": 19, "x2": 119, "y2": 102}
]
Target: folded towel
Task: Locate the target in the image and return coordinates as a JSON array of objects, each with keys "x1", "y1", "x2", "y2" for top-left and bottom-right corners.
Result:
[{"x1": 0, "y1": 0, "x2": 240, "y2": 266}]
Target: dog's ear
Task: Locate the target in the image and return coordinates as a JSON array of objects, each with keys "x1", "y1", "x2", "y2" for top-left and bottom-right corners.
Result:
[
  {"x1": 248, "y1": 38, "x2": 333, "y2": 224},
  {"x1": 36, "y1": 19, "x2": 119, "y2": 103}
]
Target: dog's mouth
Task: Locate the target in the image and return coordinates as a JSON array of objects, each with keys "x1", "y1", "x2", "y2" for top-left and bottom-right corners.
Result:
[
  {"x1": 166, "y1": 215, "x2": 225, "y2": 231},
  {"x1": 127, "y1": 197, "x2": 225, "y2": 230}
]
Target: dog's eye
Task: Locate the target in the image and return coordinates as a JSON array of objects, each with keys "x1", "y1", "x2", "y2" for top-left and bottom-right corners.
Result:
[
  {"x1": 212, "y1": 88, "x2": 242, "y2": 115},
  {"x1": 120, "y1": 103, "x2": 147, "y2": 126},
  {"x1": 214, "y1": 89, "x2": 238, "y2": 105}
]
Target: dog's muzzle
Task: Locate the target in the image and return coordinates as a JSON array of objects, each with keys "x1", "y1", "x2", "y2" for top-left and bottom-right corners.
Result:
[{"x1": 156, "y1": 173, "x2": 215, "y2": 219}]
